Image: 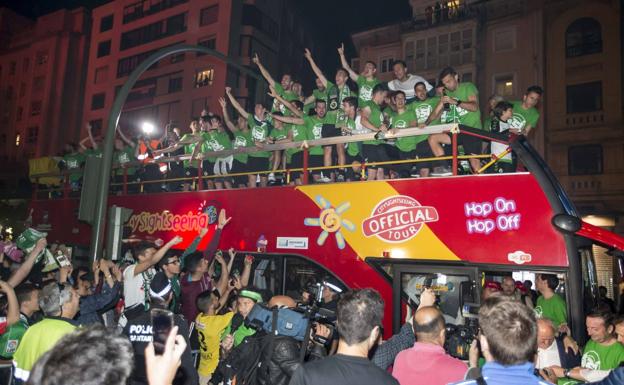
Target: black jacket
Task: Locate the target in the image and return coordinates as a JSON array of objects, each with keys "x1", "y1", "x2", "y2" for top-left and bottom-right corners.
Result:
[
  {"x1": 555, "y1": 335, "x2": 581, "y2": 369},
  {"x1": 258, "y1": 336, "x2": 326, "y2": 385},
  {"x1": 122, "y1": 303, "x2": 198, "y2": 385}
]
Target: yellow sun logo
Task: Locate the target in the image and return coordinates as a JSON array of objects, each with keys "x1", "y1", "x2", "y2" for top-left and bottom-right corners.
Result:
[{"x1": 304, "y1": 195, "x2": 355, "y2": 249}]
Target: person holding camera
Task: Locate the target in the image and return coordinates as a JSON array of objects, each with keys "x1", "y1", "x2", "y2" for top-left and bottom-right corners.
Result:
[
  {"x1": 122, "y1": 272, "x2": 197, "y2": 385},
  {"x1": 289, "y1": 288, "x2": 398, "y2": 385}
]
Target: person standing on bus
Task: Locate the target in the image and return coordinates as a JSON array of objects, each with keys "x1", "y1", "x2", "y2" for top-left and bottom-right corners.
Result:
[
  {"x1": 387, "y1": 90, "x2": 418, "y2": 179},
  {"x1": 509, "y1": 86, "x2": 543, "y2": 136},
  {"x1": 220, "y1": 97, "x2": 252, "y2": 189},
  {"x1": 359, "y1": 84, "x2": 391, "y2": 181},
  {"x1": 427, "y1": 66, "x2": 483, "y2": 176},
  {"x1": 225, "y1": 87, "x2": 271, "y2": 188},
  {"x1": 535, "y1": 274, "x2": 568, "y2": 332},
  {"x1": 406, "y1": 81, "x2": 441, "y2": 177}
]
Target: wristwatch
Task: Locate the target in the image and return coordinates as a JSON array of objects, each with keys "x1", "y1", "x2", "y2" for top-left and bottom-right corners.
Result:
[
  {"x1": 563, "y1": 368, "x2": 571, "y2": 378},
  {"x1": 456, "y1": 100, "x2": 462, "y2": 107}
]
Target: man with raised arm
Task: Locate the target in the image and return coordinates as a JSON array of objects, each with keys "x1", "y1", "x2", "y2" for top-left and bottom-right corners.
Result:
[
  {"x1": 225, "y1": 87, "x2": 271, "y2": 188},
  {"x1": 304, "y1": 47, "x2": 356, "y2": 181},
  {"x1": 219, "y1": 97, "x2": 252, "y2": 188},
  {"x1": 338, "y1": 43, "x2": 380, "y2": 106},
  {"x1": 252, "y1": 53, "x2": 298, "y2": 115}
]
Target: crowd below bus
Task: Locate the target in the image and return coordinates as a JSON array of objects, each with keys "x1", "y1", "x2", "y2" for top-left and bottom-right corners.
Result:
[
  {"x1": 0, "y1": 208, "x2": 623, "y2": 385},
  {"x1": 54, "y1": 45, "x2": 543, "y2": 194}
]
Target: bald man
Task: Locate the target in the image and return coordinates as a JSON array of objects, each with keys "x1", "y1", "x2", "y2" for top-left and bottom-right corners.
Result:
[
  {"x1": 501, "y1": 276, "x2": 534, "y2": 308},
  {"x1": 392, "y1": 306, "x2": 467, "y2": 385},
  {"x1": 258, "y1": 295, "x2": 328, "y2": 385},
  {"x1": 535, "y1": 318, "x2": 580, "y2": 373}
]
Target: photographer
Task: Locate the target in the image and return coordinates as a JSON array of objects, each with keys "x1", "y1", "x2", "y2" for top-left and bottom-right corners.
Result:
[{"x1": 258, "y1": 295, "x2": 329, "y2": 385}]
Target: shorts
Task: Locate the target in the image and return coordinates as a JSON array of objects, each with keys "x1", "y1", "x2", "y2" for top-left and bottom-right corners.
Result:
[
  {"x1": 321, "y1": 124, "x2": 341, "y2": 138},
  {"x1": 247, "y1": 156, "x2": 269, "y2": 174},
  {"x1": 230, "y1": 159, "x2": 249, "y2": 185},
  {"x1": 457, "y1": 133, "x2": 483, "y2": 155},
  {"x1": 383, "y1": 144, "x2": 400, "y2": 171},
  {"x1": 201, "y1": 160, "x2": 213, "y2": 176},
  {"x1": 361, "y1": 144, "x2": 390, "y2": 170},
  {"x1": 309, "y1": 154, "x2": 324, "y2": 176},
  {"x1": 415, "y1": 141, "x2": 434, "y2": 171},
  {"x1": 289, "y1": 151, "x2": 304, "y2": 180}
]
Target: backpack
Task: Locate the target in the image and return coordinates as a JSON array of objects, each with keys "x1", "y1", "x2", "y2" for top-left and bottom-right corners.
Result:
[{"x1": 213, "y1": 309, "x2": 278, "y2": 385}]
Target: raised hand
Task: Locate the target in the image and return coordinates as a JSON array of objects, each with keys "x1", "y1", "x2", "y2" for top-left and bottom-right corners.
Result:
[
  {"x1": 170, "y1": 236, "x2": 183, "y2": 246},
  {"x1": 217, "y1": 209, "x2": 232, "y2": 230},
  {"x1": 225, "y1": 86, "x2": 232, "y2": 94},
  {"x1": 337, "y1": 43, "x2": 345, "y2": 56},
  {"x1": 252, "y1": 53, "x2": 260, "y2": 65},
  {"x1": 145, "y1": 326, "x2": 187, "y2": 385},
  {"x1": 218, "y1": 97, "x2": 227, "y2": 109},
  {"x1": 304, "y1": 48, "x2": 312, "y2": 60}
]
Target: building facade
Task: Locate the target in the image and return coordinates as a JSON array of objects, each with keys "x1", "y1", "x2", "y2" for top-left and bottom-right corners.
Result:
[
  {"x1": 351, "y1": 0, "x2": 624, "y2": 293},
  {"x1": 83, "y1": 0, "x2": 317, "y2": 138},
  {"x1": 0, "y1": 7, "x2": 91, "y2": 163}
]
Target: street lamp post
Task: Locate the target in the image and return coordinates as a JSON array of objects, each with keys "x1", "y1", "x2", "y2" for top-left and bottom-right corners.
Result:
[{"x1": 89, "y1": 44, "x2": 261, "y2": 262}]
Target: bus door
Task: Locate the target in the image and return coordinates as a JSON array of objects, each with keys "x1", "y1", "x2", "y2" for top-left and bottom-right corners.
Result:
[{"x1": 391, "y1": 263, "x2": 479, "y2": 334}]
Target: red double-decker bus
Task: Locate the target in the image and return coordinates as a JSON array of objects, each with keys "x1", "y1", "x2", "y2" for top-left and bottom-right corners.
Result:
[{"x1": 29, "y1": 135, "x2": 624, "y2": 342}]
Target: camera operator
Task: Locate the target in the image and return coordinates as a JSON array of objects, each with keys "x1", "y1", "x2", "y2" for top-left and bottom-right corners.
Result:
[
  {"x1": 289, "y1": 288, "x2": 399, "y2": 385},
  {"x1": 257, "y1": 295, "x2": 329, "y2": 385}
]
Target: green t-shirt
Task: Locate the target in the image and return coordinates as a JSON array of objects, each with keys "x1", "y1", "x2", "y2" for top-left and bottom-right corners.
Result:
[
  {"x1": 535, "y1": 294, "x2": 567, "y2": 328},
  {"x1": 231, "y1": 129, "x2": 252, "y2": 164},
  {"x1": 409, "y1": 97, "x2": 441, "y2": 125},
  {"x1": 180, "y1": 133, "x2": 201, "y2": 168},
  {"x1": 272, "y1": 83, "x2": 299, "y2": 115},
  {"x1": 303, "y1": 115, "x2": 327, "y2": 156},
  {"x1": 114, "y1": 145, "x2": 137, "y2": 176},
  {"x1": 287, "y1": 124, "x2": 308, "y2": 157},
  {"x1": 390, "y1": 109, "x2": 420, "y2": 152},
  {"x1": 223, "y1": 322, "x2": 257, "y2": 347},
  {"x1": 63, "y1": 152, "x2": 85, "y2": 181},
  {"x1": 325, "y1": 80, "x2": 356, "y2": 124},
  {"x1": 269, "y1": 126, "x2": 289, "y2": 142},
  {"x1": 0, "y1": 314, "x2": 28, "y2": 359},
  {"x1": 337, "y1": 116, "x2": 359, "y2": 157},
  {"x1": 509, "y1": 101, "x2": 539, "y2": 132},
  {"x1": 84, "y1": 148, "x2": 102, "y2": 158},
  {"x1": 439, "y1": 82, "x2": 482, "y2": 129},
  {"x1": 313, "y1": 88, "x2": 328, "y2": 104},
  {"x1": 361, "y1": 101, "x2": 384, "y2": 145},
  {"x1": 356, "y1": 75, "x2": 380, "y2": 105},
  {"x1": 483, "y1": 116, "x2": 493, "y2": 132},
  {"x1": 581, "y1": 339, "x2": 624, "y2": 370},
  {"x1": 201, "y1": 131, "x2": 232, "y2": 162},
  {"x1": 247, "y1": 115, "x2": 271, "y2": 158}
]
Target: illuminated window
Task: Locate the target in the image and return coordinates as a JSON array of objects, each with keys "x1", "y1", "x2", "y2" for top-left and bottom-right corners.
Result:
[
  {"x1": 194, "y1": 68, "x2": 214, "y2": 88},
  {"x1": 494, "y1": 74, "x2": 514, "y2": 97},
  {"x1": 15, "y1": 133, "x2": 21, "y2": 147}
]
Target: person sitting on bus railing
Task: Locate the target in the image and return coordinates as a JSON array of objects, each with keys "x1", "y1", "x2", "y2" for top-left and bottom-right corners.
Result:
[
  {"x1": 306, "y1": 46, "x2": 356, "y2": 182},
  {"x1": 200, "y1": 114, "x2": 233, "y2": 190},
  {"x1": 58, "y1": 142, "x2": 86, "y2": 190},
  {"x1": 270, "y1": 97, "x2": 329, "y2": 184},
  {"x1": 220, "y1": 97, "x2": 253, "y2": 189},
  {"x1": 225, "y1": 87, "x2": 272, "y2": 188},
  {"x1": 154, "y1": 121, "x2": 203, "y2": 192},
  {"x1": 427, "y1": 66, "x2": 484, "y2": 176},
  {"x1": 489, "y1": 101, "x2": 516, "y2": 173},
  {"x1": 359, "y1": 83, "x2": 391, "y2": 181},
  {"x1": 268, "y1": 112, "x2": 291, "y2": 185}
]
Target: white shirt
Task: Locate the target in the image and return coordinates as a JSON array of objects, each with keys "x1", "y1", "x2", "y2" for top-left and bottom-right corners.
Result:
[
  {"x1": 123, "y1": 264, "x2": 154, "y2": 309},
  {"x1": 387, "y1": 74, "x2": 433, "y2": 99},
  {"x1": 536, "y1": 341, "x2": 561, "y2": 369}
]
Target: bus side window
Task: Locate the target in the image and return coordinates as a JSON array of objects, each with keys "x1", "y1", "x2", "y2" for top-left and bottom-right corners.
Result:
[
  {"x1": 284, "y1": 256, "x2": 346, "y2": 303},
  {"x1": 230, "y1": 253, "x2": 283, "y2": 299}
]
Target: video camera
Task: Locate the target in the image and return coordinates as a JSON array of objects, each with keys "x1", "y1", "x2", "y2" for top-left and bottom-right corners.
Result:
[{"x1": 444, "y1": 302, "x2": 480, "y2": 360}]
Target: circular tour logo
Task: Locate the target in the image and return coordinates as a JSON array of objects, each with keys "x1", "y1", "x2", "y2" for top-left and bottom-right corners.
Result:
[{"x1": 362, "y1": 195, "x2": 439, "y2": 243}]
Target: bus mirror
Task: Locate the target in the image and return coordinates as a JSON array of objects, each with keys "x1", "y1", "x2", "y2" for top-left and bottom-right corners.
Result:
[{"x1": 552, "y1": 214, "x2": 582, "y2": 234}]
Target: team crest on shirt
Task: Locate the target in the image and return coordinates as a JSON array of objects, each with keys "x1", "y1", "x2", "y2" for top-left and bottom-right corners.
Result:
[
  {"x1": 508, "y1": 113, "x2": 527, "y2": 130},
  {"x1": 312, "y1": 123, "x2": 323, "y2": 139},
  {"x1": 252, "y1": 127, "x2": 266, "y2": 141},
  {"x1": 360, "y1": 86, "x2": 373, "y2": 100},
  {"x1": 414, "y1": 104, "x2": 432, "y2": 123},
  {"x1": 234, "y1": 136, "x2": 247, "y2": 148},
  {"x1": 581, "y1": 350, "x2": 601, "y2": 370},
  {"x1": 208, "y1": 139, "x2": 224, "y2": 151},
  {"x1": 534, "y1": 306, "x2": 543, "y2": 318}
]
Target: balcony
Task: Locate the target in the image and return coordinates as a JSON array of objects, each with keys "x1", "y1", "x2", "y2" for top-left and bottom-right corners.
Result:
[{"x1": 565, "y1": 112, "x2": 604, "y2": 128}]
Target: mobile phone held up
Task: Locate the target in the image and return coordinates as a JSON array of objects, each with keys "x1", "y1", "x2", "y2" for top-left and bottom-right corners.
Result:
[{"x1": 151, "y1": 308, "x2": 174, "y2": 355}]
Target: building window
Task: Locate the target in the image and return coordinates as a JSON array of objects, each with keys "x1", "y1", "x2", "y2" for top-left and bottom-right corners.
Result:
[
  {"x1": 200, "y1": 5, "x2": 219, "y2": 26},
  {"x1": 19, "y1": 82, "x2": 26, "y2": 97},
  {"x1": 241, "y1": 4, "x2": 278, "y2": 40},
  {"x1": 9, "y1": 61, "x2": 16, "y2": 75},
  {"x1": 194, "y1": 68, "x2": 214, "y2": 88},
  {"x1": 566, "y1": 18, "x2": 602, "y2": 58},
  {"x1": 23, "y1": 58, "x2": 30, "y2": 72},
  {"x1": 493, "y1": 27, "x2": 516, "y2": 52},
  {"x1": 36, "y1": 51, "x2": 48, "y2": 65},
  {"x1": 168, "y1": 77, "x2": 182, "y2": 93},
  {"x1": 351, "y1": 58, "x2": 360, "y2": 73},
  {"x1": 97, "y1": 40, "x2": 112, "y2": 58},
  {"x1": 120, "y1": 13, "x2": 187, "y2": 51},
  {"x1": 6, "y1": 86, "x2": 13, "y2": 100},
  {"x1": 568, "y1": 144, "x2": 603, "y2": 175},
  {"x1": 380, "y1": 57, "x2": 394, "y2": 73},
  {"x1": 32, "y1": 76, "x2": 45, "y2": 92},
  {"x1": 95, "y1": 66, "x2": 108, "y2": 84},
  {"x1": 100, "y1": 14, "x2": 114, "y2": 32},
  {"x1": 494, "y1": 74, "x2": 514, "y2": 97},
  {"x1": 170, "y1": 52, "x2": 184, "y2": 63},
  {"x1": 566, "y1": 82, "x2": 602, "y2": 113},
  {"x1": 122, "y1": 0, "x2": 189, "y2": 24},
  {"x1": 462, "y1": 72, "x2": 473, "y2": 83},
  {"x1": 30, "y1": 101, "x2": 42, "y2": 116},
  {"x1": 197, "y1": 36, "x2": 216, "y2": 56},
  {"x1": 27, "y1": 126, "x2": 38, "y2": 144},
  {"x1": 15, "y1": 133, "x2": 21, "y2": 147},
  {"x1": 16, "y1": 106, "x2": 23, "y2": 121},
  {"x1": 92, "y1": 93, "x2": 105, "y2": 110}
]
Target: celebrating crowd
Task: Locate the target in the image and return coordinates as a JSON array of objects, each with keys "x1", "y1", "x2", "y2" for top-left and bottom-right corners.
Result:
[
  {"x1": 56, "y1": 45, "x2": 543, "y2": 193},
  {"x1": 0, "y1": 207, "x2": 623, "y2": 385}
]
